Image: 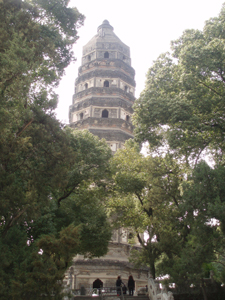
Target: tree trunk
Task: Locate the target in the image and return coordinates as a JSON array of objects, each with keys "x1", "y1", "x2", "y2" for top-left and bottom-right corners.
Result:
[
  {"x1": 201, "y1": 279, "x2": 208, "y2": 300},
  {"x1": 150, "y1": 262, "x2": 156, "y2": 279}
]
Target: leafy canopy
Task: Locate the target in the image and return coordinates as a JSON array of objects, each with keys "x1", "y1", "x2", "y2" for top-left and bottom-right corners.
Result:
[
  {"x1": 108, "y1": 141, "x2": 183, "y2": 279},
  {"x1": 0, "y1": 1, "x2": 113, "y2": 299},
  {"x1": 133, "y1": 3, "x2": 225, "y2": 164}
]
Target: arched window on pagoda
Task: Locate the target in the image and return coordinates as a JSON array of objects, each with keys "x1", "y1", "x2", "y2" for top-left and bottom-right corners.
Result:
[
  {"x1": 93, "y1": 278, "x2": 103, "y2": 289},
  {"x1": 126, "y1": 115, "x2": 130, "y2": 122},
  {"x1": 104, "y1": 80, "x2": 109, "y2": 87},
  {"x1": 128, "y1": 232, "x2": 134, "y2": 240},
  {"x1": 80, "y1": 112, "x2": 83, "y2": 120},
  {"x1": 104, "y1": 51, "x2": 109, "y2": 58},
  {"x1": 85, "y1": 83, "x2": 88, "y2": 89},
  {"x1": 102, "y1": 109, "x2": 109, "y2": 118}
]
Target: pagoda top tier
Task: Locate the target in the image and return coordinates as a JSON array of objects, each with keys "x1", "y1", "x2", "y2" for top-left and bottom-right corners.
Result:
[{"x1": 82, "y1": 20, "x2": 130, "y2": 62}]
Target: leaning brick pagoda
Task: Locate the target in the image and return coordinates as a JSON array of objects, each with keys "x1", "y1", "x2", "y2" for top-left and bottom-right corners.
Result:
[
  {"x1": 67, "y1": 20, "x2": 148, "y2": 292},
  {"x1": 69, "y1": 19, "x2": 135, "y2": 152}
]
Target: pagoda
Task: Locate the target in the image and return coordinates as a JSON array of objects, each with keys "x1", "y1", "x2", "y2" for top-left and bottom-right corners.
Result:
[
  {"x1": 67, "y1": 20, "x2": 148, "y2": 292},
  {"x1": 69, "y1": 20, "x2": 135, "y2": 152}
]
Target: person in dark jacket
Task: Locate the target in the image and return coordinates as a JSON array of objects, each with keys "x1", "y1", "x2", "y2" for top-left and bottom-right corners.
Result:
[
  {"x1": 128, "y1": 275, "x2": 135, "y2": 296},
  {"x1": 116, "y1": 276, "x2": 123, "y2": 296}
]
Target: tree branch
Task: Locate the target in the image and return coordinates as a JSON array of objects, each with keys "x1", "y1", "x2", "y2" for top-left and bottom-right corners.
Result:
[
  {"x1": 135, "y1": 192, "x2": 153, "y2": 217},
  {"x1": 197, "y1": 80, "x2": 222, "y2": 97},
  {"x1": 2, "y1": 207, "x2": 27, "y2": 238},
  {"x1": 136, "y1": 232, "x2": 145, "y2": 247},
  {"x1": 16, "y1": 118, "x2": 34, "y2": 137}
]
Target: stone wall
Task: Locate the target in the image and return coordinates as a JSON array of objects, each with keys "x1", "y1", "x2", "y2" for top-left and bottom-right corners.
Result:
[
  {"x1": 78, "y1": 59, "x2": 135, "y2": 78},
  {"x1": 72, "y1": 87, "x2": 135, "y2": 104},
  {"x1": 65, "y1": 242, "x2": 149, "y2": 291},
  {"x1": 76, "y1": 69, "x2": 135, "y2": 87},
  {"x1": 70, "y1": 97, "x2": 134, "y2": 112}
]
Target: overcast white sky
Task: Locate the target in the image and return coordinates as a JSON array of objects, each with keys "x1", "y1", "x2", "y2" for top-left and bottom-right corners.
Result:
[{"x1": 55, "y1": 0, "x2": 225, "y2": 124}]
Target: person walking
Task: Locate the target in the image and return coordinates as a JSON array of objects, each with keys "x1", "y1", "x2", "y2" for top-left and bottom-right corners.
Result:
[
  {"x1": 128, "y1": 275, "x2": 135, "y2": 296},
  {"x1": 116, "y1": 276, "x2": 123, "y2": 296}
]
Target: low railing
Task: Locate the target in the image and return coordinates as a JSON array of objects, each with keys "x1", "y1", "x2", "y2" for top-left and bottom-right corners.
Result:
[{"x1": 72, "y1": 286, "x2": 124, "y2": 300}]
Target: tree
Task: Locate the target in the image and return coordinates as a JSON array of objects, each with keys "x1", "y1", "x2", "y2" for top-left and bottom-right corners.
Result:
[
  {"x1": 133, "y1": 3, "x2": 225, "y2": 164},
  {"x1": 157, "y1": 161, "x2": 225, "y2": 300},
  {"x1": 108, "y1": 141, "x2": 183, "y2": 279},
  {"x1": 132, "y1": 5, "x2": 225, "y2": 297},
  {"x1": 0, "y1": 0, "x2": 84, "y2": 236},
  {"x1": 0, "y1": 0, "x2": 84, "y2": 97},
  {"x1": 0, "y1": 1, "x2": 113, "y2": 298},
  {"x1": 0, "y1": 127, "x2": 112, "y2": 299},
  {"x1": 109, "y1": 143, "x2": 225, "y2": 299},
  {"x1": 0, "y1": 126, "x2": 113, "y2": 299}
]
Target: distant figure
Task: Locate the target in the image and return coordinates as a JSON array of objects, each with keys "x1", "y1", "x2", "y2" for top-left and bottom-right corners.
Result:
[
  {"x1": 128, "y1": 275, "x2": 135, "y2": 296},
  {"x1": 116, "y1": 276, "x2": 123, "y2": 296}
]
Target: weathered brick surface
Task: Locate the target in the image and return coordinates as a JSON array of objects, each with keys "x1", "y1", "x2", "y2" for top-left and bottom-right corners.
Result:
[{"x1": 67, "y1": 20, "x2": 148, "y2": 293}]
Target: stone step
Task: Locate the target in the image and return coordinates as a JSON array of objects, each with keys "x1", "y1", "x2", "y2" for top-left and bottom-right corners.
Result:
[
  {"x1": 125, "y1": 296, "x2": 149, "y2": 300},
  {"x1": 71, "y1": 295, "x2": 149, "y2": 300}
]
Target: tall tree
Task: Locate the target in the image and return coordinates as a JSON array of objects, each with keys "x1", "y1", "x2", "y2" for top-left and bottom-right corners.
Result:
[
  {"x1": 0, "y1": 1, "x2": 113, "y2": 298},
  {"x1": 158, "y1": 161, "x2": 225, "y2": 300},
  {"x1": 0, "y1": 0, "x2": 84, "y2": 238},
  {"x1": 132, "y1": 4, "x2": 225, "y2": 298},
  {"x1": 110, "y1": 143, "x2": 225, "y2": 299},
  {"x1": 133, "y1": 3, "x2": 225, "y2": 164},
  {"x1": 109, "y1": 141, "x2": 183, "y2": 279}
]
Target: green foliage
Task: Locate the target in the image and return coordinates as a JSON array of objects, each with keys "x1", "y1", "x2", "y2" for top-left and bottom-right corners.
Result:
[
  {"x1": 110, "y1": 144, "x2": 225, "y2": 296},
  {"x1": 133, "y1": 3, "x2": 225, "y2": 164},
  {"x1": 0, "y1": 127, "x2": 112, "y2": 299},
  {"x1": 109, "y1": 141, "x2": 183, "y2": 279},
  {"x1": 9, "y1": 225, "x2": 80, "y2": 300},
  {"x1": 131, "y1": 5, "x2": 225, "y2": 296},
  {"x1": 0, "y1": 1, "x2": 113, "y2": 298},
  {"x1": 0, "y1": 0, "x2": 84, "y2": 96}
]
